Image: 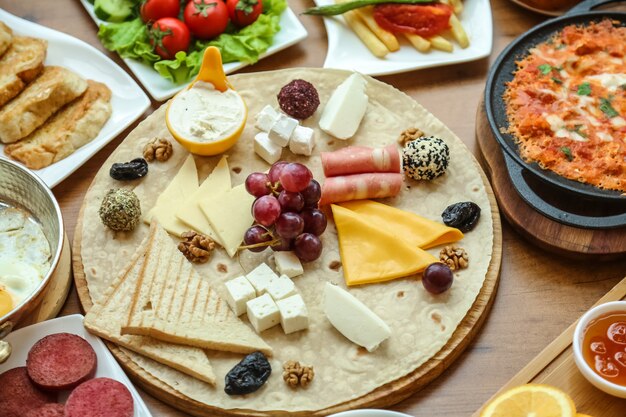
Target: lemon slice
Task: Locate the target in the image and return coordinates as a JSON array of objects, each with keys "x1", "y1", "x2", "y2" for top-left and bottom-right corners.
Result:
[{"x1": 480, "y1": 384, "x2": 576, "y2": 417}]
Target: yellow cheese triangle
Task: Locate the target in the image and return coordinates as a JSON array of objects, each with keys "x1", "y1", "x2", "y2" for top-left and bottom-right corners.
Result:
[
  {"x1": 338, "y1": 200, "x2": 463, "y2": 249},
  {"x1": 331, "y1": 204, "x2": 437, "y2": 286}
]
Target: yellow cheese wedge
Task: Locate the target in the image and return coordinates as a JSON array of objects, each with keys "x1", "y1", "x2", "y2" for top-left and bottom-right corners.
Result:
[
  {"x1": 144, "y1": 155, "x2": 199, "y2": 237},
  {"x1": 176, "y1": 156, "x2": 231, "y2": 246}
]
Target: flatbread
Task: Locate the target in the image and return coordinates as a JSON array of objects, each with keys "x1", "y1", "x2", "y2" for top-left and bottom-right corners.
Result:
[{"x1": 78, "y1": 68, "x2": 494, "y2": 412}]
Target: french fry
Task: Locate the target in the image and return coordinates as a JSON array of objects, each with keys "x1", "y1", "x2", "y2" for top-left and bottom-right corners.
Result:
[
  {"x1": 354, "y1": 6, "x2": 400, "y2": 52},
  {"x1": 430, "y1": 35, "x2": 454, "y2": 52},
  {"x1": 449, "y1": 0, "x2": 463, "y2": 14},
  {"x1": 342, "y1": 10, "x2": 389, "y2": 58},
  {"x1": 404, "y1": 34, "x2": 431, "y2": 53},
  {"x1": 449, "y1": 14, "x2": 469, "y2": 48}
]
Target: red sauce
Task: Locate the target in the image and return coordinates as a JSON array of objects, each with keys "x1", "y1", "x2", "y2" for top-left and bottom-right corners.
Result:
[{"x1": 582, "y1": 311, "x2": 626, "y2": 386}]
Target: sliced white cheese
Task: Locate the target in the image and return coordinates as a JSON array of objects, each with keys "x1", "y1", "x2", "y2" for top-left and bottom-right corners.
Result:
[
  {"x1": 254, "y1": 132, "x2": 282, "y2": 165},
  {"x1": 319, "y1": 73, "x2": 368, "y2": 140},
  {"x1": 276, "y1": 294, "x2": 309, "y2": 334},
  {"x1": 255, "y1": 105, "x2": 279, "y2": 132},
  {"x1": 268, "y1": 114, "x2": 298, "y2": 147},
  {"x1": 246, "y1": 262, "x2": 279, "y2": 295},
  {"x1": 266, "y1": 274, "x2": 297, "y2": 301},
  {"x1": 587, "y1": 73, "x2": 626, "y2": 92},
  {"x1": 246, "y1": 293, "x2": 280, "y2": 333},
  {"x1": 324, "y1": 282, "x2": 391, "y2": 352},
  {"x1": 273, "y1": 251, "x2": 303, "y2": 278},
  {"x1": 288, "y1": 125, "x2": 315, "y2": 156},
  {"x1": 224, "y1": 275, "x2": 256, "y2": 316}
]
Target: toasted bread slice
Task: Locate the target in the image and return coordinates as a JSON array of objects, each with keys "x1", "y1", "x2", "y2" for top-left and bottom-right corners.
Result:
[
  {"x1": 0, "y1": 22, "x2": 12, "y2": 57},
  {"x1": 5, "y1": 80, "x2": 112, "y2": 169},
  {"x1": 84, "y1": 231, "x2": 217, "y2": 385},
  {"x1": 122, "y1": 222, "x2": 272, "y2": 356},
  {"x1": 0, "y1": 66, "x2": 87, "y2": 144},
  {"x1": 0, "y1": 36, "x2": 46, "y2": 107}
]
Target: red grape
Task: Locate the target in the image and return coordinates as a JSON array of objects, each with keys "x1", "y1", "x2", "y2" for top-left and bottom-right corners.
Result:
[
  {"x1": 294, "y1": 233, "x2": 322, "y2": 262},
  {"x1": 268, "y1": 161, "x2": 288, "y2": 184},
  {"x1": 301, "y1": 208, "x2": 327, "y2": 236},
  {"x1": 275, "y1": 212, "x2": 304, "y2": 239},
  {"x1": 245, "y1": 172, "x2": 270, "y2": 197},
  {"x1": 244, "y1": 226, "x2": 272, "y2": 252},
  {"x1": 301, "y1": 179, "x2": 321, "y2": 207},
  {"x1": 279, "y1": 163, "x2": 313, "y2": 192},
  {"x1": 278, "y1": 191, "x2": 304, "y2": 212},
  {"x1": 271, "y1": 237, "x2": 293, "y2": 252},
  {"x1": 252, "y1": 195, "x2": 281, "y2": 227},
  {"x1": 422, "y1": 263, "x2": 453, "y2": 294}
]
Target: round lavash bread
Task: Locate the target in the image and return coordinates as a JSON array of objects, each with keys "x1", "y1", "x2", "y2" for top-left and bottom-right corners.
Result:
[{"x1": 78, "y1": 68, "x2": 494, "y2": 412}]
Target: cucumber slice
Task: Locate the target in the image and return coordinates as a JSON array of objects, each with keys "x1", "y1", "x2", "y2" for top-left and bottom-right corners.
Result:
[{"x1": 94, "y1": 0, "x2": 134, "y2": 22}]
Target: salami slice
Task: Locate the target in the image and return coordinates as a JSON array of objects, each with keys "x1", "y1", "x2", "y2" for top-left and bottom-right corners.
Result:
[
  {"x1": 27, "y1": 333, "x2": 97, "y2": 390},
  {"x1": 319, "y1": 173, "x2": 403, "y2": 206},
  {"x1": 0, "y1": 367, "x2": 56, "y2": 417},
  {"x1": 65, "y1": 377, "x2": 134, "y2": 417},
  {"x1": 25, "y1": 403, "x2": 65, "y2": 417},
  {"x1": 321, "y1": 144, "x2": 401, "y2": 177}
]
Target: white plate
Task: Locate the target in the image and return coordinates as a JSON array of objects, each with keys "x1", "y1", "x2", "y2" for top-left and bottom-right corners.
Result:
[
  {"x1": 0, "y1": 314, "x2": 153, "y2": 417},
  {"x1": 79, "y1": 1, "x2": 309, "y2": 101},
  {"x1": 0, "y1": 9, "x2": 150, "y2": 188},
  {"x1": 329, "y1": 410, "x2": 414, "y2": 417},
  {"x1": 315, "y1": 0, "x2": 493, "y2": 76}
]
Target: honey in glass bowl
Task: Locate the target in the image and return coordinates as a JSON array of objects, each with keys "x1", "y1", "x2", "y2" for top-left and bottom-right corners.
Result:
[{"x1": 582, "y1": 311, "x2": 626, "y2": 386}]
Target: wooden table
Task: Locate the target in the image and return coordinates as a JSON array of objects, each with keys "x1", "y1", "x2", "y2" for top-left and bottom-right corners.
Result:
[{"x1": 2, "y1": 0, "x2": 626, "y2": 415}]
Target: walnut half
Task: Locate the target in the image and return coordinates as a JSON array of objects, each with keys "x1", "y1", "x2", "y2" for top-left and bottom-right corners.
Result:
[
  {"x1": 178, "y1": 231, "x2": 215, "y2": 263},
  {"x1": 439, "y1": 245, "x2": 469, "y2": 271},
  {"x1": 282, "y1": 360, "x2": 314, "y2": 388}
]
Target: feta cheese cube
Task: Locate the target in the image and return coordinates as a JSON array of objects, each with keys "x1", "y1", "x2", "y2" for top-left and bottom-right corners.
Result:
[
  {"x1": 246, "y1": 293, "x2": 280, "y2": 333},
  {"x1": 255, "y1": 105, "x2": 279, "y2": 132},
  {"x1": 224, "y1": 276, "x2": 256, "y2": 316},
  {"x1": 254, "y1": 132, "x2": 282, "y2": 165},
  {"x1": 274, "y1": 251, "x2": 303, "y2": 278},
  {"x1": 246, "y1": 262, "x2": 279, "y2": 295},
  {"x1": 288, "y1": 126, "x2": 315, "y2": 156},
  {"x1": 268, "y1": 114, "x2": 298, "y2": 147},
  {"x1": 266, "y1": 274, "x2": 297, "y2": 301},
  {"x1": 276, "y1": 294, "x2": 309, "y2": 334}
]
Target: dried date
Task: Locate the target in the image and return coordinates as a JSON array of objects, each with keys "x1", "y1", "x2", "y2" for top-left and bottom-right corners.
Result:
[
  {"x1": 224, "y1": 351, "x2": 271, "y2": 395},
  {"x1": 441, "y1": 201, "x2": 481, "y2": 232},
  {"x1": 109, "y1": 158, "x2": 148, "y2": 181}
]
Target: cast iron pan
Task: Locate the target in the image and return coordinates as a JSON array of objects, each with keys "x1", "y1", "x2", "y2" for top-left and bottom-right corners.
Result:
[{"x1": 485, "y1": 0, "x2": 626, "y2": 204}]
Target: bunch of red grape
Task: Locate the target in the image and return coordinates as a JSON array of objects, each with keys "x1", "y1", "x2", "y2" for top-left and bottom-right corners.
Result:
[{"x1": 243, "y1": 161, "x2": 327, "y2": 262}]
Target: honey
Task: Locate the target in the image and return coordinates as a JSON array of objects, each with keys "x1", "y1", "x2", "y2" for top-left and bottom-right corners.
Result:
[{"x1": 582, "y1": 311, "x2": 626, "y2": 386}]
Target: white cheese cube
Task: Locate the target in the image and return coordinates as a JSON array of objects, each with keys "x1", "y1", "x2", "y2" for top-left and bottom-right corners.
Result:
[
  {"x1": 254, "y1": 132, "x2": 282, "y2": 165},
  {"x1": 246, "y1": 262, "x2": 279, "y2": 295},
  {"x1": 274, "y1": 251, "x2": 303, "y2": 278},
  {"x1": 276, "y1": 294, "x2": 309, "y2": 334},
  {"x1": 255, "y1": 105, "x2": 279, "y2": 132},
  {"x1": 268, "y1": 114, "x2": 298, "y2": 147},
  {"x1": 224, "y1": 276, "x2": 256, "y2": 316},
  {"x1": 319, "y1": 73, "x2": 368, "y2": 140},
  {"x1": 246, "y1": 293, "x2": 280, "y2": 333},
  {"x1": 288, "y1": 126, "x2": 315, "y2": 156},
  {"x1": 266, "y1": 274, "x2": 297, "y2": 301}
]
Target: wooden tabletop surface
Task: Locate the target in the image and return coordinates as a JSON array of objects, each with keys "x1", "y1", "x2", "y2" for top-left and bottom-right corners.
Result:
[{"x1": 2, "y1": 0, "x2": 626, "y2": 415}]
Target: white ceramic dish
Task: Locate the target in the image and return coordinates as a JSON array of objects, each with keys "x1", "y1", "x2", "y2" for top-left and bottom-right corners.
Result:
[
  {"x1": 0, "y1": 9, "x2": 150, "y2": 188},
  {"x1": 329, "y1": 410, "x2": 414, "y2": 417},
  {"x1": 0, "y1": 314, "x2": 153, "y2": 417},
  {"x1": 79, "y1": 0, "x2": 308, "y2": 101},
  {"x1": 313, "y1": 0, "x2": 493, "y2": 76},
  {"x1": 573, "y1": 301, "x2": 626, "y2": 399}
]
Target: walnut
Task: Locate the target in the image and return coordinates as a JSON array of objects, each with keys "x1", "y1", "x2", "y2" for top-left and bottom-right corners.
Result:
[
  {"x1": 398, "y1": 127, "x2": 425, "y2": 147},
  {"x1": 282, "y1": 361, "x2": 314, "y2": 388},
  {"x1": 439, "y1": 245, "x2": 469, "y2": 270},
  {"x1": 178, "y1": 231, "x2": 215, "y2": 263},
  {"x1": 143, "y1": 138, "x2": 173, "y2": 162}
]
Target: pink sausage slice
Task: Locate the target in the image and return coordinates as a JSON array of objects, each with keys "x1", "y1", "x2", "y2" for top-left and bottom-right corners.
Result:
[
  {"x1": 65, "y1": 378, "x2": 134, "y2": 417},
  {"x1": 25, "y1": 403, "x2": 65, "y2": 417},
  {"x1": 321, "y1": 144, "x2": 401, "y2": 177},
  {"x1": 0, "y1": 367, "x2": 56, "y2": 417},
  {"x1": 319, "y1": 173, "x2": 403, "y2": 206}
]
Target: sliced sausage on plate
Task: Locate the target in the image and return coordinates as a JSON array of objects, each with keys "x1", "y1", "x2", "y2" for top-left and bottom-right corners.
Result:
[
  {"x1": 65, "y1": 377, "x2": 134, "y2": 417},
  {"x1": 0, "y1": 367, "x2": 56, "y2": 417}
]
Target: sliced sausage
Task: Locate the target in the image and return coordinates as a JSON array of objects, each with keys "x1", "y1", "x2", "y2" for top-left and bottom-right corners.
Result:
[
  {"x1": 0, "y1": 367, "x2": 56, "y2": 417},
  {"x1": 27, "y1": 332, "x2": 97, "y2": 391},
  {"x1": 321, "y1": 144, "x2": 401, "y2": 177},
  {"x1": 25, "y1": 403, "x2": 65, "y2": 417},
  {"x1": 65, "y1": 377, "x2": 134, "y2": 417},
  {"x1": 319, "y1": 172, "x2": 403, "y2": 206}
]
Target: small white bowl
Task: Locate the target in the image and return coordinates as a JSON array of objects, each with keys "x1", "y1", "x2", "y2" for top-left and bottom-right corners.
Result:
[
  {"x1": 573, "y1": 300, "x2": 626, "y2": 398},
  {"x1": 328, "y1": 410, "x2": 414, "y2": 417}
]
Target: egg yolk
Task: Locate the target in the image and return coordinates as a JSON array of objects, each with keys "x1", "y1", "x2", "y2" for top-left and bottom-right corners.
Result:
[{"x1": 0, "y1": 288, "x2": 13, "y2": 317}]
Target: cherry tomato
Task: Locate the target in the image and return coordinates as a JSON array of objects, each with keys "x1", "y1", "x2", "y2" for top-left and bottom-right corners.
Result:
[
  {"x1": 184, "y1": 0, "x2": 229, "y2": 40},
  {"x1": 140, "y1": 0, "x2": 181, "y2": 23},
  {"x1": 226, "y1": 0, "x2": 263, "y2": 28},
  {"x1": 373, "y1": 4, "x2": 453, "y2": 37},
  {"x1": 149, "y1": 17, "x2": 191, "y2": 60}
]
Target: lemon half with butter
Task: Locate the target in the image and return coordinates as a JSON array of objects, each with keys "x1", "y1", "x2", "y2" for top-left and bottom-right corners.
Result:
[{"x1": 166, "y1": 47, "x2": 247, "y2": 156}]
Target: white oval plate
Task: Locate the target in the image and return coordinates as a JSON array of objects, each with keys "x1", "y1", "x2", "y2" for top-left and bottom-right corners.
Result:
[
  {"x1": 0, "y1": 314, "x2": 153, "y2": 417},
  {"x1": 0, "y1": 9, "x2": 150, "y2": 188}
]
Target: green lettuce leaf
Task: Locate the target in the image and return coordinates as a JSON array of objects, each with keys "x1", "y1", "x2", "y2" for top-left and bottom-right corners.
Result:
[{"x1": 97, "y1": 18, "x2": 160, "y2": 64}]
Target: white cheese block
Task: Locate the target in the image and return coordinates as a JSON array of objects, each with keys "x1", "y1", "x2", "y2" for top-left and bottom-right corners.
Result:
[
  {"x1": 246, "y1": 293, "x2": 280, "y2": 333},
  {"x1": 255, "y1": 105, "x2": 279, "y2": 132},
  {"x1": 246, "y1": 262, "x2": 279, "y2": 295},
  {"x1": 266, "y1": 274, "x2": 297, "y2": 301},
  {"x1": 254, "y1": 132, "x2": 282, "y2": 165},
  {"x1": 323, "y1": 282, "x2": 391, "y2": 352},
  {"x1": 268, "y1": 114, "x2": 298, "y2": 147},
  {"x1": 288, "y1": 125, "x2": 315, "y2": 156},
  {"x1": 276, "y1": 294, "x2": 309, "y2": 334},
  {"x1": 319, "y1": 73, "x2": 368, "y2": 140},
  {"x1": 273, "y1": 251, "x2": 303, "y2": 278},
  {"x1": 224, "y1": 275, "x2": 257, "y2": 316}
]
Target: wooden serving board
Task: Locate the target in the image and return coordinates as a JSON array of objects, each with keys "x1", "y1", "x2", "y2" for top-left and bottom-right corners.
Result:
[
  {"x1": 472, "y1": 275, "x2": 626, "y2": 416},
  {"x1": 475, "y1": 98, "x2": 626, "y2": 259}
]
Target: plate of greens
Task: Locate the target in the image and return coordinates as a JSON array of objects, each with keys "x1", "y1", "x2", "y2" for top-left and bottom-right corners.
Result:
[{"x1": 80, "y1": 0, "x2": 308, "y2": 101}]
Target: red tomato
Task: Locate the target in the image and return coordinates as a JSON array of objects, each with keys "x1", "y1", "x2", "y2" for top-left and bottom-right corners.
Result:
[
  {"x1": 373, "y1": 4, "x2": 453, "y2": 37},
  {"x1": 140, "y1": 0, "x2": 181, "y2": 23},
  {"x1": 226, "y1": 0, "x2": 263, "y2": 28},
  {"x1": 150, "y1": 17, "x2": 191, "y2": 60},
  {"x1": 184, "y1": 0, "x2": 230, "y2": 40}
]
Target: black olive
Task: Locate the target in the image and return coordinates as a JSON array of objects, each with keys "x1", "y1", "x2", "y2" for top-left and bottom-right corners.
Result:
[
  {"x1": 224, "y1": 351, "x2": 271, "y2": 395},
  {"x1": 441, "y1": 201, "x2": 481, "y2": 232},
  {"x1": 110, "y1": 158, "x2": 148, "y2": 181}
]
